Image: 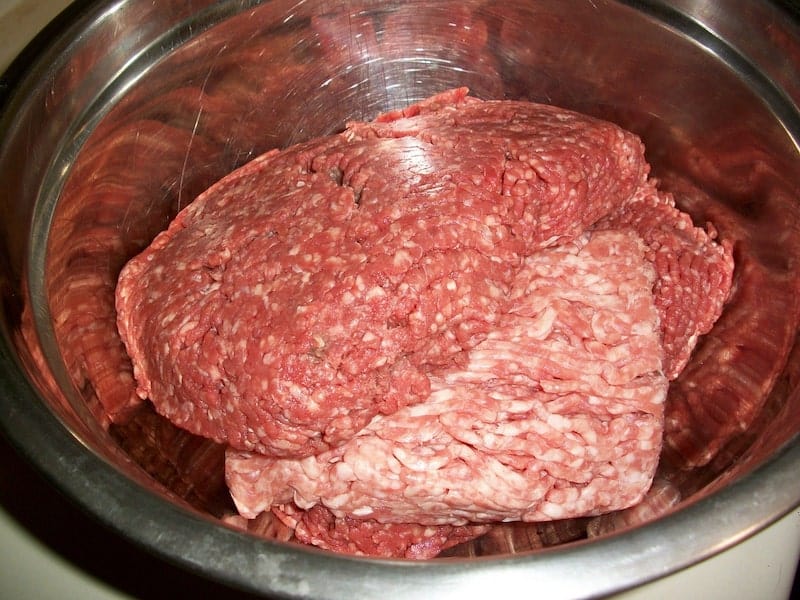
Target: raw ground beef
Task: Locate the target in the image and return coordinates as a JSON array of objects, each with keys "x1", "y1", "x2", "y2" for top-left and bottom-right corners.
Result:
[
  {"x1": 116, "y1": 87, "x2": 649, "y2": 458},
  {"x1": 226, "y1": 230, "x2": 666, "y2": 525},
  {"x1": 115, "y1": 89, "x2": 734, "y2": 558}
]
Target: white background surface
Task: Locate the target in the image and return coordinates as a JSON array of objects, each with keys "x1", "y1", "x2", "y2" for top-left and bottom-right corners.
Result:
[
  {"x1": 1, "y1": 1, "x2": 799, "y2": 598},
  {"x1": 0, "y1": 0, "x2": 72, "y2": 71}
]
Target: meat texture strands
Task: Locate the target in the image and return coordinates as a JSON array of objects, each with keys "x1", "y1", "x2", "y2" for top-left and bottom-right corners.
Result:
[{"x1": 115, "y1": 89, "x2": 734, "y2": 558}]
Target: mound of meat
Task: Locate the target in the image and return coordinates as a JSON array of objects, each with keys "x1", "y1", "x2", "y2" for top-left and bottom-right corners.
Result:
[
  {"x1": 115, "y1": 88, "x2": 733, "y2": 558},
  {"x1": 227, "y1": 230, "x2": 667, "y2": 522}
]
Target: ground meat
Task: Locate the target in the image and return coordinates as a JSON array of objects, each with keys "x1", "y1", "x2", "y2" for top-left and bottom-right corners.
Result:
[
  {"x1": 226, "y1": 230, "x2": 666, "y2": 528},
  {"x1": 599, "y1": 181, "x2": 734, "y2": 379},
  {"x1": 116, "y1": 88, "x2": 649, "y2": 459},
  {"x1": 115, "y1": 89, "x2": 734, "y2": 558},
  {"x1": 274, "y1": 504, "x2": 490, "y2": 560}
]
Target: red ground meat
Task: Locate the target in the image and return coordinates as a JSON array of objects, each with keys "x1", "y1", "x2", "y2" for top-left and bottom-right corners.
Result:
[
  {"x1": 116, "y1": 88, "x2": 650, "y2": 458},
  {"x1": 275, "y1": 504, "x2": 490, "y2": 560},
  {"x1": 115, "y1": 90, "x2": 734, "y2": 557}
]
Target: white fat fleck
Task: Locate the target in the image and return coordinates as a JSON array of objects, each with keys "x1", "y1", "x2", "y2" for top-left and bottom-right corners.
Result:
[
  {"x1": 365, "y1": 286, "x2": 386, "y2": 300},
  {"x1": 525, "y1": 306, "x2": 556, "y2": 339},
  {"x1": 539, "y1": 448, "x2": 566, "y2": 462},
  {"x1": 393, "y1": 249, "x2": 412, "y2": 268},
  {"x1": 331, "y1": 460, "x2": 355, "y2": 480},
  {"x1": 540, "y1": 234, "x2": 562, "y2": 247},
  {"x1": 540, "y1": 502, "x2": 566, "y2": 519},
  {"x1": 351, "y1": 506, "x2": 374, "y2": 517},
  {"x1": 581, "y1": 428, "x2": 597, "y2": 445},
  {"x1": 288, "y1": 245, "x2": 301, "y2": 256}
]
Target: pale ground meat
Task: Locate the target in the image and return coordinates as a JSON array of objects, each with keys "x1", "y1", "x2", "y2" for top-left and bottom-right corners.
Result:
[{"x1": 115, "y1": 89, "x2": 734, "y2": 558}]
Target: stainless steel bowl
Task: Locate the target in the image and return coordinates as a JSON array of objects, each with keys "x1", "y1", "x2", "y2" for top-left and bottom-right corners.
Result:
[{"x1": 2, "y1": 0, "x2": 800, "y2": 597}]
